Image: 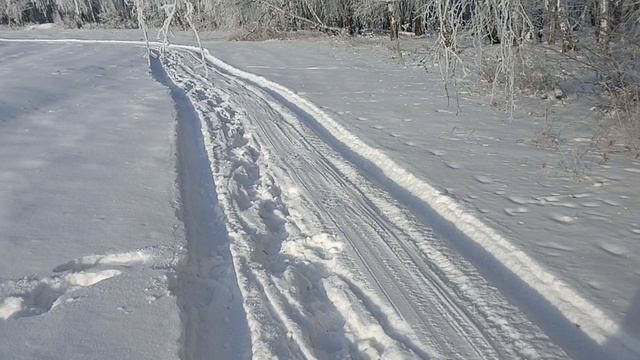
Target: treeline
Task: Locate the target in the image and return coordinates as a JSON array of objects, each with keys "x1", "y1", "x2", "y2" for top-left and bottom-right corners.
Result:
[{"x1": 2, "y1": 1, "x2": 639, "y2": 44}]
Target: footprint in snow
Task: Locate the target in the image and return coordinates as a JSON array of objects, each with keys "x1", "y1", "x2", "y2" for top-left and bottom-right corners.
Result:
[
  {"x1": 0, "y1": 269, "x2": 122, "y2": 320},
  {"x1": 0, "y1": 250, "x2": 152, "y2": 320}
]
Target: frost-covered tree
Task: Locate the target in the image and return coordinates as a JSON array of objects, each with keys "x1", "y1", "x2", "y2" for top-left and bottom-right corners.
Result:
[{"x1": 2, "y1": 0, "x2": 635, "y2": 45}]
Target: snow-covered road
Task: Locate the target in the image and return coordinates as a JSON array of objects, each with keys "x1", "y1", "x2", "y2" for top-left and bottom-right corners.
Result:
[
  {"x1": 1, "y1": 35, "x2": 639, "y2": 359},
  {"x1": 160, "y1": 49, "x2": 569, "y2": 359}
]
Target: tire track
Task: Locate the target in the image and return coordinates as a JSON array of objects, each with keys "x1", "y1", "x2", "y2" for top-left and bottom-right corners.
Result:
[
  {"x1": 170, "y1": 50, "x2": 567, "y2": 359},
  {"x1": 165, "y1": 52, "x2": 422, "y2": 359}
]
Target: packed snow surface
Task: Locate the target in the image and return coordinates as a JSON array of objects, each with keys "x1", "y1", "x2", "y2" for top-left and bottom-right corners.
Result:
[{"x1": 1, "y1": 30, "x2": 639, "y2": 360}]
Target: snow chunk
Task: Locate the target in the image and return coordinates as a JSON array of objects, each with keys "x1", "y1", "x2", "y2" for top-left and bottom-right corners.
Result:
[
  {"x1": 0, "y1": 297, "x2": 25, "y2": 320},
  {"x1": 54, "y1": 251, "x2": 151, "y2": 273},
  {"x1": 64, "y1": 269, "x2": 122, "y2": 287}
]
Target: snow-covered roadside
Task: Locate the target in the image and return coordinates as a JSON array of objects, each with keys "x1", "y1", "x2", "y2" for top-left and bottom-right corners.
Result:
[{"x1": 0, "y1": 42, "x2": 182, "y2": 359}]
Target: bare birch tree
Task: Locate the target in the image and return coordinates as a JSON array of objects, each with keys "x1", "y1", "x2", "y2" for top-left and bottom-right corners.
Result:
[{"x1": 599, "y1": 0, "x2": 611, "y2": 51}]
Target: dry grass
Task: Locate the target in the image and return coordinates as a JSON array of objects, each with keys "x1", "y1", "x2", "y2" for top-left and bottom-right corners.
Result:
[{"x1": 607, "y1": 83, "x2": 640, "y2": 156}]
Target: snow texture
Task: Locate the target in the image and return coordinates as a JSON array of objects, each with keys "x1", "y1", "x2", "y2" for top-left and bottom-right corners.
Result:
[{"x1": 1, "y1": 31, "x2": 639, "y2": 360}]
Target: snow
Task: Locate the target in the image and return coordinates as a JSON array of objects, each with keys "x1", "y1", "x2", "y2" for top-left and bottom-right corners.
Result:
[
  {"x1": 0, "y1": 297, "x2": 25, "y2": 320},
  {"x1": 184, "y1": 39, "x2": 637, "y2": 355},
  {"x1": 54, "y1": 251, "x2": 152, "y2": 272},
  {"x1": 150, "y1": 53, "x2": 250, "y2": 359},
  {"x1": 203, "y1": 36, "x2": 640, "y2": 357},
  {"x1": 0, "y1": 40, "x2": 181, "y2": 359},
  {"x1": 162, "y1": 45, "x2": 570, "y2": 358},
  {"x1": 0, "y1": 30, "x2": 639, "y2": 359}
]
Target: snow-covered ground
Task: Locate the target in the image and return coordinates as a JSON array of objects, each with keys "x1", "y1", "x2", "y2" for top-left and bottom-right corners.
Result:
[
  {"x1": 1, "y1": 29, "x2": 639, "y2": 359},
  {"x1": 204, "y1": 36, "x2": 640, "y2": 355},
  {"x1": 0, "y1": 40, "x2": 182, "y2": 359}
]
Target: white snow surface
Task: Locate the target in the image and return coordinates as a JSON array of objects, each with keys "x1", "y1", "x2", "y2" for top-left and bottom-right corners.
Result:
[
  {"x1": 0, "y1": 30, "x2": 639, "y2": 360},
  {"x1": 0, "y1": 40, "x2": 183, "y2": 359},
  {"x1": 203, "y1": 37, "x2": 640, "y2": 357}
]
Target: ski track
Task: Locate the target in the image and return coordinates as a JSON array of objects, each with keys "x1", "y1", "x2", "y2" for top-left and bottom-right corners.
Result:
[{"x1": 0, "y1": 37, "x2": 638, "y2": 359}]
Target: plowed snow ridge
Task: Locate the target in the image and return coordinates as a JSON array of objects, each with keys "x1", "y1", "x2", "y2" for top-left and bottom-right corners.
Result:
[{"x1": 1, "y1": 37, "x2": 638, "y2": 358}]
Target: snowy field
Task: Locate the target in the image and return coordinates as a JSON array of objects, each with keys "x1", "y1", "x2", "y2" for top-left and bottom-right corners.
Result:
[{"x1": 0, "y1": 29, "x2": 639, "y2": 359}]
